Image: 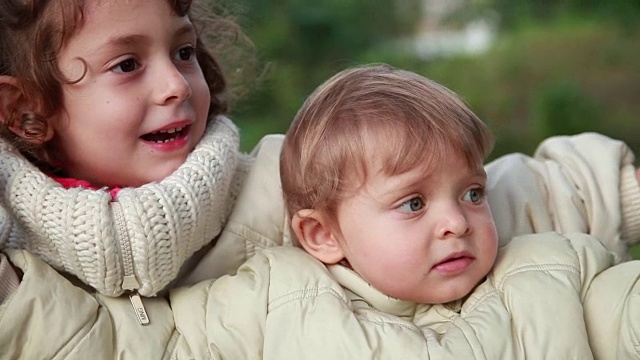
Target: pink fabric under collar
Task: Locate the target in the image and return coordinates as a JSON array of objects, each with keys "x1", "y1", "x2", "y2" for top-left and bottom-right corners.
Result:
[{"x1": 52, "y1": 176, "x2": 121, "y2": 201}]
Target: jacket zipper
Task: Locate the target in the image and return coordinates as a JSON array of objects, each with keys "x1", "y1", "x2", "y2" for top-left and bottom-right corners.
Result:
[{"x1": 113, "y1": 202, "x2": 150, "y2": 325}]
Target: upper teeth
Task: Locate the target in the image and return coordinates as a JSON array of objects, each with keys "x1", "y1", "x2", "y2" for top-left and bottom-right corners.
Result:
[{"x1": 153, "y1": 125, "x2": 185, "y2": 134}]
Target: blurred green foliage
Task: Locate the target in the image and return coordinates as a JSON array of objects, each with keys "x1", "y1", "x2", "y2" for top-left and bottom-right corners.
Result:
[
  {"x1": 533, "y1": 79, "x2": 601, "y2": 140},
  {"x1": 420, "y1": 19, "x2": 640, "y2": 159},
  {"x1": 226, "y1": 1, "x2": 640, "y2": 159},
  {"x1": 221, "y1": 0, "x2": 423, "y2": 148},
  {"x1": 479, "y1": 0, "x2": 640, "y2": 32},
  {"x1": 222, "y1": 0, "x2": 640, "y2": 257}
]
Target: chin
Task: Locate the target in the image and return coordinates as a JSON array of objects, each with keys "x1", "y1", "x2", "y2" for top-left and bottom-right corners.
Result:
[
  {"x1": 146, "y1": 158, "x2": 188, "y2": 180},
  {"x1": 428, "y1": 286, "x2": 474, "y2": 304},
  {"x1": 150, "y1": 164, "x2": 184, "y2": 182}
]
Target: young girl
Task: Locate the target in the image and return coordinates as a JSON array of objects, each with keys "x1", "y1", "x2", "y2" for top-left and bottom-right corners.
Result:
[{"x1": 0, "y1": 0, "x2": 290, "y2": 323}]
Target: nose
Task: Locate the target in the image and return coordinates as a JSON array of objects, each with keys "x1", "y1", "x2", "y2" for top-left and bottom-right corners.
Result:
[
  {"x1": 434, "y1": 202, "x2": 470, "y2": 239},
  {"x1": 154, "y1": 62, "x2": 192, "y2": 105}
]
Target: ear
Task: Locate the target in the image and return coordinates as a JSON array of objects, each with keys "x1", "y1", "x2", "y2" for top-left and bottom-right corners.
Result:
[
  {"x1": 291, "y1": 209, "x2": 345, "y2": 264},
  {"x1": 0, "y1": 75, "x2": 54, "y2": 142}
]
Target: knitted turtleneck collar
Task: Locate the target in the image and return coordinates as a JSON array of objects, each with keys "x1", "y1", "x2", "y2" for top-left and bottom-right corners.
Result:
[{"x1": 0, "y1": 116, "x2": 244, "y2": 296}]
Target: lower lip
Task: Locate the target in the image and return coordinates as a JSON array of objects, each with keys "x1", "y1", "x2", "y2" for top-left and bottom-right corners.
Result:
[{"x1": 433, "y1": 257, "x2": 473, "y2": 273}]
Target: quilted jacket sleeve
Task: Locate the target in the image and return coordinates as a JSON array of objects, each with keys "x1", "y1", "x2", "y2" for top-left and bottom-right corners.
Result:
[
  {"x1": 465, "y1": 232, "x2": 616, "y2": 359},
  {"x1": 583, "y1": 260, "x2": 640, "y2": 360},
  {"x1": 485, "y1": 132, "x2": 640, "y2": 258}
]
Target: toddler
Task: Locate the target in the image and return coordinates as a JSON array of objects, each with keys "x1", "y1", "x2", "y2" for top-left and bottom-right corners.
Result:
[
  {"x1": 275, "y1": 64, "x2": 640, "y2": 358},
  {"x1": 188, "y1": 64, "x2": 638, "y2": 358}
]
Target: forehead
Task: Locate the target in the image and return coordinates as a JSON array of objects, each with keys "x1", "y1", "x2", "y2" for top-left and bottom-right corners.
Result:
[
  {"x1": 83, "y1": 0, "x2": 169, "y2": 19},
  {"x1": 58, "y1": 0, "x2": 191, "y2": 58},
  {"x1": 357, "y1": 129, "x2": 485, "y2": 186},
  {"x1": 73, "y1": 0, "x2": 187, "y2": 40}
]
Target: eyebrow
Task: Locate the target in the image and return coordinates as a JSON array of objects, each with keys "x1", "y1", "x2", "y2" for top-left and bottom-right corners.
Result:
[
  {"x1": 175, "y1": 24, "x2": 197, "y2": 38},
  {"x1": 103, "y1": 24, "x2": 196, "y2": 48},
  {"x1": 105, "y1": 34, "x2": 147, "y2": 48},
  {"x1": 471, "y1": 166, "x2": 488, "y2": 182}
]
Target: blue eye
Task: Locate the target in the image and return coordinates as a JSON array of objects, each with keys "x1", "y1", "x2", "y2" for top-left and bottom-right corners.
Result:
[
  {"x1": 463, "y1": 188, "x2": 485, "y2": 203},
  {"x1": 112, "y1": 58, "x2": 139, "y2": 73},
  {"x1": 175, "y1": 46, "x2": 195, "y2": 62},
  {"x1": 398, "y1": 197, "x2": 424, "y2": 213}
]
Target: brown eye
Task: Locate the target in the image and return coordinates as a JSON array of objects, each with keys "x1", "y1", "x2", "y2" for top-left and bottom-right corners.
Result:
[
  {"x1": 175, "y1": 46, "x2": 195, "y2": 61},
  {"x1": 112, "y1": 58, "x2": 139, "y2": 73}
]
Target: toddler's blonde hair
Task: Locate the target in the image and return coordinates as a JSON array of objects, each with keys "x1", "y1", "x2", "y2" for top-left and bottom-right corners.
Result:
[{"x1": 280, "y1": 64, "x2": 494, "y2": 225}]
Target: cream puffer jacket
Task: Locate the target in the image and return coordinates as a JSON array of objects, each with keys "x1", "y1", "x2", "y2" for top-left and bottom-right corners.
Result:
[{"x1": 2, "y1": 233, "x2": 639, "y2": 359}]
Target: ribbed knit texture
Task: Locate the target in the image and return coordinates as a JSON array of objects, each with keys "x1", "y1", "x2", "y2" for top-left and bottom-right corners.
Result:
[
  {"x1": 619, "y1": 165, "x2": 640, "y2": 245},
  {"x1": 0, "y1": 116, "x2": 244, "y2": 296},
  {"x1": 0, "y1": 253, "x2": 20, "y2": 303}
]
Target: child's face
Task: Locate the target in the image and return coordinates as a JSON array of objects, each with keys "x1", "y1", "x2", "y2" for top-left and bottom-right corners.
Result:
[
  {"x1": 335, "y1": 151, "x2": 498, "y2": 304},
  {"x1": 53, "y1": 0, "x2": 210, "y2": 187}
]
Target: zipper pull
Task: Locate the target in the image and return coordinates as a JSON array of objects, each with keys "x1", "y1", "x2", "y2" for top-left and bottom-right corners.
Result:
[{"x1": 129, "y1": 291, "x2": 150, "y2": 325}]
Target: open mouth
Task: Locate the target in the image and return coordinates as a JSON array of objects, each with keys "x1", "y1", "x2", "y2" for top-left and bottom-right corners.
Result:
[
  {"x1": 432, "y1": 254, "x2": 473, "y2": 272},
  {"x1": 439, "y1": 256, "x2": 462, "y2": 264},
  {"x1": 140, "y1": 125, "x2": 189, "y2": 143}
]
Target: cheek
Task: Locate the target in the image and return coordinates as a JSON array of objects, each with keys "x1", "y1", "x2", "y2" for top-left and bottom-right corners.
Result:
[
  {"x1": 191, "y1": 71, "x2": 212, "y2": 113},
  {"x1": 336, "y1": 214, "x2": 372, "y2": 255},
  {"x1": 478, "y1": 215, "x2": 499, "y2": 254},
  {"x1": 197, "y1": 82, "x2": 211, "y2": 108},
  {"x1": 474, "y1": 206, "x2": 497, "y2": 234},
  {"x1": 344, "y1": 223, "x2": 398, "y2": 262}
]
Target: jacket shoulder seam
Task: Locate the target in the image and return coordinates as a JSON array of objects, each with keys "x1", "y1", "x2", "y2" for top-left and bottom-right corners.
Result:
[{"x1": 268, "y1": 286, "x2": 347, "y2": 312}]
